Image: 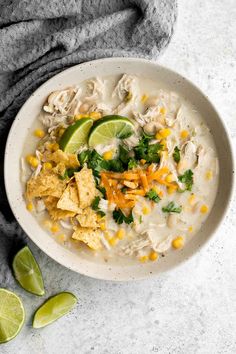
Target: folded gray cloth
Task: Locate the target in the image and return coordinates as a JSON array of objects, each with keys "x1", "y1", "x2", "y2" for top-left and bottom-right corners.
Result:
[{"x1": 0, "y1": 0, "x2": 177, "y2": 285}]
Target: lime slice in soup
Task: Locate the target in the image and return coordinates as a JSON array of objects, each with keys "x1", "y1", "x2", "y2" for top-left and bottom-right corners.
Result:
[
  {"x1": 59, "y1": 118, "x2": 93, "y2": 153},
  {"x1": 0, "y1": 289, "x2": 25, "y2": 343},
  {"x1": 12, "y1": 246, "x2": 45, "y2": 296},
  {"x1": 88, "y1": 115, "x2": 134, "y2": 147},
  {"x1": 33, "y1": 292, "x2": 77, "y2": 328}
]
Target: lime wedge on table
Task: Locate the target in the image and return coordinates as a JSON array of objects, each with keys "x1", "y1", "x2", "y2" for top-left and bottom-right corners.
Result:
[
  {"x1": 88, "y1": 115, "x2": 134, "y2": 147},
  {"x1": 12, "y1": 246, "x2": 45, "y2": 296},
  {"x1": 59, "y1": 118, "x2": 93, "y2": 153},
  {"x1": 0, "y1": 289, "x2": 25, "y2": 343},
  {"x1": 33, "y1": 292, "x2": 77, "y2": 328}
]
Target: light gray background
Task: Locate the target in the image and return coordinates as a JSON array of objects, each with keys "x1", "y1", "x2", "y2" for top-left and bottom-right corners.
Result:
[{"x1": 2, "y1": 0, "x2": 236, "y2": 353}]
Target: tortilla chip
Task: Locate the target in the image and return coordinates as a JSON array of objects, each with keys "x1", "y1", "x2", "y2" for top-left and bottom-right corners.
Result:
[
  {"x1": 72, "y1": 226, "x2": 102, "y2": 250},
  {"x1": 57, "y1": 182, "x2": 82, "y2": 213},
  {"x1": 26, "y1": 170, "x2": 66, "y2": 200},
  {"x1": 48, "y1": 149, "x2": 79, "y2": 168},
  {"x1": 76, "y1": 207, "x2": 98, "y2": 228},
  {"x1": 43, "y1": 196, "x2": 76, "y2": 220},
  {"x1": 74, "y1": 167, "x2": 97, "y2": 209},
  {"x1": 53, "y1": 162, "x2": 66, "y2": 176}
]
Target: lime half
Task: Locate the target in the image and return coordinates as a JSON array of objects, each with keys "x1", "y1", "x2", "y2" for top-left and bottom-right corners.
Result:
[
  {"x1": 59, "y1": 118, "x2": 93, "y2": 153},
  {"x1": 88, "y1": 115, "x2": 134, "y2": 147},
  {"x1": 0, "y1": 289, "x2": 25, "y2": 343},
  {"x1": 33, "y1": 292, "x2": 77, "y2": 328},
  {"x1": 12, "y1": 246, "x2": 45, "y2": 296}
]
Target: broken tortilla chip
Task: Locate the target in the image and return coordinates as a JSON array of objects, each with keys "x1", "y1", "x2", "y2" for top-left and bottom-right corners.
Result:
[
  {"x1": 26, "y1": 170, "x2": 66, "y2": 200},
  {"x1": 43, "y1": 196, "x2": 76, "y2": 220},
  {"x1": 74, "y1": 167, "x2": 97, "y2": 209},
  {"x1": 72, "y1": 226, "x2": 102, "y2": 250},
  {"x1": 57, "y1": 182, "x2": 82, "y2": 213},
  {"x1": 53, "y1": 162, "x2": 66, "y2": 176},
  {"x1": 48, "y1": 149, "x2": 79, "y2": 168},
  {"x1": 76, "y1": 207, "x2": 98, "y2": 228}
]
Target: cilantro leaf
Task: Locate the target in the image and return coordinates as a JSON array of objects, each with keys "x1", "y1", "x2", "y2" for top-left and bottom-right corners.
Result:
[
  {"x1": 173, "y1": 146, "x2": 180, "y2": 163},
  {"x1": 134, "y1": 134, "x2": 163, "y2": 163},
  {"x1": 97, "y1": 186, "x2": 106, "y2": 199},
  {"x1": 145, "y1": 189, "x2": 161, "y2": 203},
  {"x1": 91, "y1": 196, "x2": 105, "y2": 217},
  {"x1": 78, "y1": 150, "x2": 91, "y2": 165},
  {"x1": 113, "y1": 209, "x2": 134, "y2": 224},
  {"x1": 162, "y1": 202, "x2": 182, "y2": 213},
  {"x1": 59, "y1": 167, "x2": 80, "y2": 180},
  {"x1": 128, "y1": 158, "x2": 138, "y2": 169},
  {"x1": 178, "y1": 169, "x2": 194, "y2": 191},
  {"x1": 91, "y1": 196, "x2": 100, "y2": 210}
]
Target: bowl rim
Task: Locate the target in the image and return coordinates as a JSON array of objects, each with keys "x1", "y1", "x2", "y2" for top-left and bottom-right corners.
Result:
[{"x1": 4, "y1": 57, "x2": 235, "y2": 281}]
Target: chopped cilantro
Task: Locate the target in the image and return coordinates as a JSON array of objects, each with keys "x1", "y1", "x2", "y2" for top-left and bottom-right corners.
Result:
[
  {"x1": 173, "y1": 146, "x2": 180, "y2": 163},
  {"x1": 97, "y1": 185, "x2": 106, "y2": 199},
  {"x1": 91, "y1": 196, "x2": 105, "y2": 217},
  {"x1": 78, "y1": 150, "x2": 91, "y2": 165},
  {"x1": 134, "y1": 134, "x2": 163, "y2": 163},
  {"x1": 178, "y1": 169, "x2": 194, "y2": 191},
  {"x1": 139, "y1": 215, "x2": 143, "y2": 224},
  {"x1": 127, "y1": 158, "x2": 137, "y2": 169},
  {"x1": 145, "y1": 189, "x2": 161, "y2": 203},
  {"x1": 119, "y1": 145, "x2": 129, "y2": 164},
  {"x1": 113, "y1": 209, "x2": 134, "y2": 224},
  {"x1": 162, "y1": 201, "x2": 182, "y2": 213},
  {"x1": 121, "y1": 186, "x2": 128, "y2": 193},
  {"x1": 59, "y1": 167, "x2": 80, "y2": 179}
]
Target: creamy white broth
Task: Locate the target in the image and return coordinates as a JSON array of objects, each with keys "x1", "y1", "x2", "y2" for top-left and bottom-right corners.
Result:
[{"x1": 22, "y1": 74, "x2": 219, "y2": 265}]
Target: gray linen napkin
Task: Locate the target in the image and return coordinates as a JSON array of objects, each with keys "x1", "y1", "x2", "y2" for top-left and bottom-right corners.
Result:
[{"x1": 0, "y1": 0, "x2": 177, "y2": 284}]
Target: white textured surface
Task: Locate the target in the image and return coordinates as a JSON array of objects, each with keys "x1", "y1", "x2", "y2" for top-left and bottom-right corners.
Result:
[{"x1": 2, "y1": 1, "x2": 236, "y2": 353}]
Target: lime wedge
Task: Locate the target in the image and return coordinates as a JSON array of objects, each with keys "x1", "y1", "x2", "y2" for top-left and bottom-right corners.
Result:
[
  {"x1": 12, "y1": 246, "x2": 45, "y2": 296},
  {"x1": 0, "y1": 289, "x2": 25, "y2": 343},
  {"x1": 33, "y1": 292, "x2": 77, "y2": 328},
  {"x1": 59, "y1": 118, "x2": 93, "y2": 153},
  {"x1": 88, "y1": 115, "x2": 134, "y2": 147}
]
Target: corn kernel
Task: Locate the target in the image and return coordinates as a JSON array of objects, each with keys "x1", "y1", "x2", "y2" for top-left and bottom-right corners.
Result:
[
  {"x1": 140, "y1": 159, "x2": 146, "y2": 165},
  {"x1": 188, "y1": 194, "x2": 196, "y2": 205},
  {"x1": 89, "y1": 111, "x2": 102, "y2": 120},
  {"x1": 180, "y1": 130, "x2": 189, "y2": 139},
  {"x1": 155, "y1": 132, "x2": 162, "y2": 141},
  {"x1": 141, "y1": 94, "x2": 148, "y2": 103},
  {"x1": 103, "y1": 150, "x2": 113, "y2": 160},
  {"x1": 116, "y1": 228, "x2": 125, "y2": 240},
  {"x1": 74, "y1": 114, "x2": 87, "y2": 120},
  {"x1": 149, "y1": 251, "x2": 158, "y2": 261},
  {"x1": 167, "y1": 185, "x2": 177, "y2": 195},
  {"x1": 172, "y1": 236, "x2": 184, "y2": 249},
  {"x1": 50, "y1": 223, "x2": 60, "y2": 233},
  {"x1": 34, "y1": 129, "x2": 45, "y2": 138},
  {"x1": 43, "y1": 162, "x2": 53, "y2": 170},
  {"x1": 188, "y1": 226, "x2": 193, "y2": 233},
  {"x1": 26, "y1": 202, "x2": 33, "y2": 212},
  {"x1": 139, "y1": 255, "x2": 149, "y2": 263},
  {"x1": 57, "y1": 234, "x2": 66, "y2": 243},
  {"x1": 159, "y1": 128, "x2": 171, "y2": 138},
  {"x1": 205, "y1": 170, "x2": 213, "y2": 180},
  {"x1": 58, "y1": 128, "x2": 65, "y2": 137},
  {"x1": 51, "y1": 143, "x2": 59, "y2": 152},
  {"x1": 109, "y1": 237, "x2": 119, "y2": 247},
  {"x1": 142, "y1": 206, "x2": 150, "y2": 215},
  {"x1": 26, "y1": 155, "x2": 39, "y2": 168},
  {"x1": 159, "y1": 107, "x2": 166, "y2": 115},
  {"x1": 100, "y1": 222, "x2": 106, "y2": 231},
  {"x1": 165, "y1": 173, "x2": 174, "y2": 183},
  {"x1": 104, "y1": 231, "x2": 111, "y2": 240},
  {"x1": 200, "y1": 205, "x2": 208, "y2": 214}
]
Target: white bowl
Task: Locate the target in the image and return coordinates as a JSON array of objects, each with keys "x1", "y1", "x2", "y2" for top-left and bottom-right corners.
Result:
[{"x1": 4, "y1": 58, "x2": 234, "y2": 281}]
